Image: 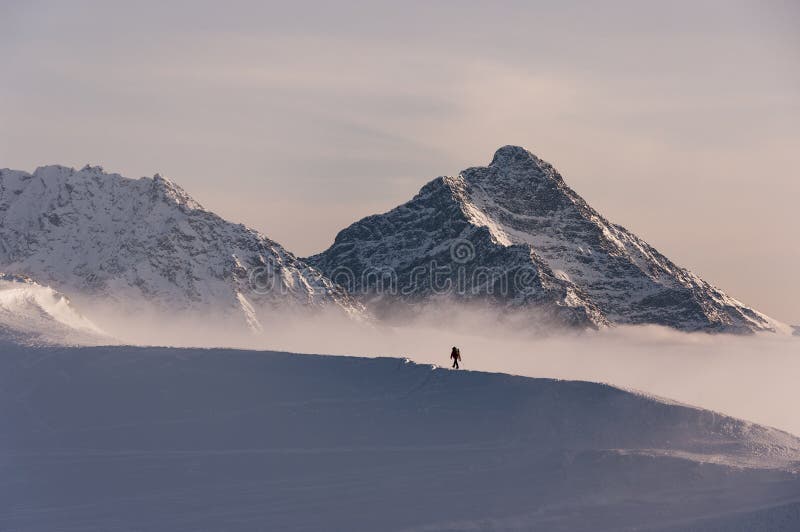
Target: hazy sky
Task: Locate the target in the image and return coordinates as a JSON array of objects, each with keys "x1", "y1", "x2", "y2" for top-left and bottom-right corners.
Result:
[{"x1": 1, "y1": 1, "x2": 798, "y2": 322}]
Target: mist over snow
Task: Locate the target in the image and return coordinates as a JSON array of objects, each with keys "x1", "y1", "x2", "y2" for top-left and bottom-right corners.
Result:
[{"x1": 80, "y1": 301, "x2": 800, "y2": 438}]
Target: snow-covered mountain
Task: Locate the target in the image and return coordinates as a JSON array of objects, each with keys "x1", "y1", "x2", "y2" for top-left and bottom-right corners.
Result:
[
  {"x1": 309, "y1": 146, "x2": 781, "y2": 333},
  {"x1": 3, "y1": 344, "x2": 798, "y2": 531},
  {"x1": 0, "y1": 273, "x2": 111, "y2": 345},
  {"x1": 0, "y1": 165, "x2": 361, "y2": 333}
]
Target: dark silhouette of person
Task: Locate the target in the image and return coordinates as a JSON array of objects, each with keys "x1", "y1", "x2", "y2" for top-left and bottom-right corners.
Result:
[{"x1": 450, "y1": 346, "x2": 461, "y2": 369}]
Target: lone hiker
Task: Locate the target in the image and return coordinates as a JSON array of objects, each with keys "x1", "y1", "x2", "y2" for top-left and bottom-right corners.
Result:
[{"x1": 450, "y1": 346, "x2": 461, "y2": 369}]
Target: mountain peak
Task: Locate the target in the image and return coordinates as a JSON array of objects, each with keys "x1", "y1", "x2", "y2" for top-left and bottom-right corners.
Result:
[
  {"x1": 490, "y1": 145, "x2": 537, "y2": 166},
  {"x1": 149, "y1": 171, "x2": 203, "y2": 210},
  {"x1": 80, "y1": 164, "x2": 105, "y2": 174},
  {"x1": 469, "y1": 145, "x2": 564, "y2": 187},
  {"x1": 0, "y1": 165, "x2": 363, "y2": 335},
  {"x1": 309, "y1": 148, "x2": 780, "y2": 334}
]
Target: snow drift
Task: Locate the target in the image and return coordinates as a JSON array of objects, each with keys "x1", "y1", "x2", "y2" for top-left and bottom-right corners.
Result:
[{"x1": 2, "y1": 343, "x2": 798, "y2": 531}]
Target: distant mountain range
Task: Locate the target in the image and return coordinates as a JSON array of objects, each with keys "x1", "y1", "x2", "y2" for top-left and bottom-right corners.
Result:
[{"x1": 0, "y1": 148, "x2": 785, "y2": 338}]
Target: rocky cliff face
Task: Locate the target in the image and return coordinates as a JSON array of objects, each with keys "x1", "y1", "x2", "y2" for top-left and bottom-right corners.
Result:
[
  {"x1": 308, "y1": 146, "x2": 780, "y2": 333},
  {"x1": 0, "y1": 165, "x2": 361, "y2": 332}
]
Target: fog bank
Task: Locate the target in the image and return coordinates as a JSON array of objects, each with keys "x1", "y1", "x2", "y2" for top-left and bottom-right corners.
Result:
[{"x1": 84, "y1": 303, "x2": 800, "y2": 438}]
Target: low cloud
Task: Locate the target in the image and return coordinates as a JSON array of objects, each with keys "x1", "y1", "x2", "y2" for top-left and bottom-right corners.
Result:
[{"x1": 86, "y1": 302, "x2": 800, "y2": 437}]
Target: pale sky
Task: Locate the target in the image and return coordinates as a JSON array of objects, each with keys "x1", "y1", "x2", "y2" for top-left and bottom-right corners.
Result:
[{"x1": 1, "y1": 1, "x2": 798, "y2": 322}]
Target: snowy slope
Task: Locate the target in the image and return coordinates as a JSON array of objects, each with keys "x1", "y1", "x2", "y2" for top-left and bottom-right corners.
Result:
[
  {"x1": 0, "y1": 273, "x2": 110, "y2": 345},
  {"x1": 309, "y1": 146, "x2": 781, "y2": 333},
  {"x1": 0, "y1": 165, "x2": 362, "y2": 332},
  {"x1": 1, "y1": 345, "x2": 798, "y2": 531}
]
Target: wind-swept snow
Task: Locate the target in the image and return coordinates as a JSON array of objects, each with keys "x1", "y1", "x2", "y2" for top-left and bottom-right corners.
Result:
[
  {"x1": 0, "y1": 274, "x2": 110, "y2": 345},
  {"x1": 2, "y1": 344, "x2": 798, "y2": 531}
]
